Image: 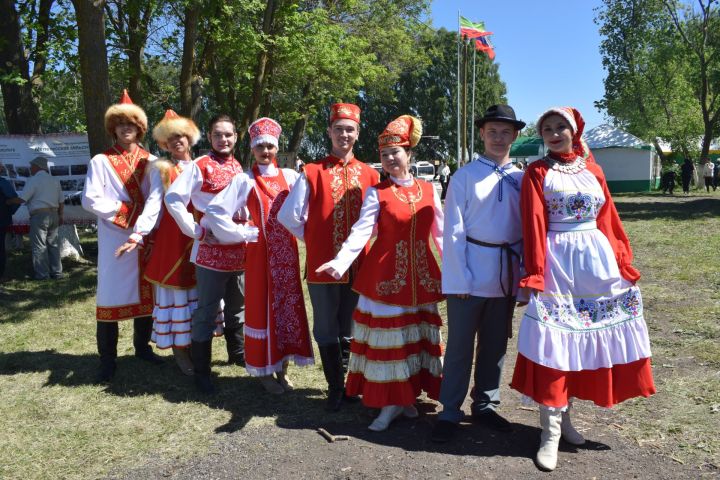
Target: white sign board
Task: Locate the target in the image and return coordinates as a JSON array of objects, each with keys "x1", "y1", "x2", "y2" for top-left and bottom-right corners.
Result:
[{"x1": 0, "y1": 134, "x2": 95, "y2": 226}]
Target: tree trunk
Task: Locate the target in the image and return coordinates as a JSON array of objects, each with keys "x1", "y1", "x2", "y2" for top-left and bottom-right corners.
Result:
[
  {"x1": 179, "y1": 1, "x2": 200, "y2": 117},
  {"x1": 72, "y1": 0, "x2": 112, "y2": 155},
  {"x1": 0, "y1": 0, "x2": 41, "y2": 133},
  {"x1": 287, "y1": 114, "x2": 309, "y2": 154},
  {"x1": 30, "y1": 0, "x2": 54, "y2": 96},
  {"x1": 237, "y1": 0, "x2": 278, "y2": 142},
  {"x1": 126, "y1": 2, "x2": 153, "y2": 107},
  {"x1": 652, "y1": 139, "x2": 667, "y2": 163}
]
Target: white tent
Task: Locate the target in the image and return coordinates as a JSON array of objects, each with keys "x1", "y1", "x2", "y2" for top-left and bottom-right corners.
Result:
[{"x1": 584, "y1": 125, "x2": 661, "y2": 192}]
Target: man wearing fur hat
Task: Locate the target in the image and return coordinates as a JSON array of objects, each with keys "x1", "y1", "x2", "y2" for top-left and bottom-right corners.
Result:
[
  {"x1": 278, "y1": 103, "x2": 380, "y2": 411},
  {"x1": 7, "y1": 156, "x2": 64, "y2": 280},
  {"x1": 116, "y1": 109, "x2": 220, "y2": 377},
  {"x1": 431, "y1": 104, "x2": 525, "y2": 442},
  {"x1": 165, "y1": 113, "x2": 258, "y2": 394},
  {"x1": 82, "y1": 90, "x2": 164, "y2": 383}
]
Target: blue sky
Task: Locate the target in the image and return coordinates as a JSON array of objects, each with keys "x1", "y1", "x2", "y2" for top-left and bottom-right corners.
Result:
[{"x1": 429, "y1": 0, "x2": 607, "y2": 129}]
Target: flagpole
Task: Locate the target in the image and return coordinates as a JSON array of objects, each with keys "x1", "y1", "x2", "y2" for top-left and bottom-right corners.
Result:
[
  {"x1": 456, "y1": 10, "x2": 461, "y2": 167},
  {"x1": 470, "y1": 45, "x2": 476, "y2": 161}
]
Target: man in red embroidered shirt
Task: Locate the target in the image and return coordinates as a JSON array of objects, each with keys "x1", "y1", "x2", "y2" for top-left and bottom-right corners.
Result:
[
  {"x1": 165, "y1": 114, "x2": 258, "y2": 394},
  {"x1": 278, "y1": 103, "x2": 379, "y2": 410}
]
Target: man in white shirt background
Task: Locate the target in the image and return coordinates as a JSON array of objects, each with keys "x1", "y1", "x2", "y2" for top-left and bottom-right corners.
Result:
[{"x1": 7, "y1": 156, "x2": 64, "y2": 280}]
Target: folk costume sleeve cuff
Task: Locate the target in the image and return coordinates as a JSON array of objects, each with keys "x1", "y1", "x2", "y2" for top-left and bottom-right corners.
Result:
[
  {"x1": 112, "y1": 201, "x2": 138, "y2": 229},
  {"x1": 328, "y1": 187, "x2": 380, "y2": 276}
]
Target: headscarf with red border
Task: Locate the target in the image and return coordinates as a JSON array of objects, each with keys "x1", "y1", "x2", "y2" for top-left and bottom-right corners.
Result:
[{"x1": 538, "y1": 106, "x2": 594, "y2": 162}]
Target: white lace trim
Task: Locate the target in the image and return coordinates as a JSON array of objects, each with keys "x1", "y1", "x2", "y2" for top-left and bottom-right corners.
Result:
[
  {"x1": 245, "y1": 355, "x2": 315, "y2": 377},
  {"x1": 244, "y1": 325, "x2": 268, "y2": 339},
  {"x1": 517, "y1": 314, "x2": 652, "y2": 371},
  {"x1": 348, "y1": 350, "x2": 442, "y2": 382},
  {"x1": 353, "y1": 321, "x2": 442, "y2": 349}
]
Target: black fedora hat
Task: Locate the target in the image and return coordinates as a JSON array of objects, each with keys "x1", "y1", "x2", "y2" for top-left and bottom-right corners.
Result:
[{"x1": 475, "y1": 104, "x2": 526, "y2": 130}]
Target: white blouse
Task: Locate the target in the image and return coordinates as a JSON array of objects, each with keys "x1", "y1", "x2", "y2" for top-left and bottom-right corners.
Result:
[{"x1": 324, "y1": 176, "x2": 444, "y2": 278}]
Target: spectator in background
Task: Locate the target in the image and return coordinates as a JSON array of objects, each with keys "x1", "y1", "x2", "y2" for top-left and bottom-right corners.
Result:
[
  {"x1": 7, "y1": 156, "x2": 64, "y2": 280},
  {"x1": 680, "y1": 158, "x2": 694, "y2": 195},
  {"x1": 437, "y1": 160, "x2": 451, "y2": 200},
  {"x1": 714, "y1": 160, "x2": 720, "y2": 190},
  {"x1": 661, "y1": 168, "x2": 676, "y2": 195},
  {"x1": 0, "y1": 162, "x2": 20, "y2": 283},
  {"x1": 702, "y1": 158, "x2": 715, "y2": 192}
]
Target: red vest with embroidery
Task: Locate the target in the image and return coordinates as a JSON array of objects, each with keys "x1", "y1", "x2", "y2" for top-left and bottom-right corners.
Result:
[
  {"x1": 304, "y1": 156, "x2": 379, "y2": 283},
  {"x1": 144, "y1": 165, "x2": 196, "y2": 288},
  {"x1": 193, "y1": 153, "x2": 247, "y2": 272},
  {"x1": 104, "y1": 145, "x2": 151, "y2": 229},
  {"x1": 352, "y1": 179, "x2": 443, "y2": 307}
]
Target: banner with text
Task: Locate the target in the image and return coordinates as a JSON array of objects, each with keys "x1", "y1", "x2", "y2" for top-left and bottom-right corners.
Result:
[{"x1": 0, "y1": 134, "x2": 94, "y2": 226}]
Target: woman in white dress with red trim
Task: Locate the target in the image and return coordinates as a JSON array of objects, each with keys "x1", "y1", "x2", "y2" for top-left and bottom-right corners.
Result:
[{"x1": 510, "y1": 107, "x2": 656, "y2": 471}]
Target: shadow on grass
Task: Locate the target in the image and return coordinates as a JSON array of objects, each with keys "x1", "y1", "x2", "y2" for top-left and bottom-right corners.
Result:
[
  {"x1": 0, "y1": 349, "x2": 331, "y2": 433},
  {"x1": 615, "y1": 198, "x2": 720, "y2": 221},
  {"x1": 0, "y1": 259, "x2": 97, "y2": 324},
  {"x1": 0, "y1": 348, "x2": 611, "y2": 460}
]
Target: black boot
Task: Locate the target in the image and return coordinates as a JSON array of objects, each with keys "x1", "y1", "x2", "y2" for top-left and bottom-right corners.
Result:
[
  {"x1": 319, "y1": 343, "x2": 345, "y2": 412},
  {"x1": 95, "y1": 321, "x2": 118, "y2": 383},
  {"x1": 133, "y1": 316, "x2": 164, "y2": 364},
  {"x1": 339, "y1": 336, "x2": 352, "y2": 373},
  {"x1": 191, "y1": 339, "x2": 215, "y2": 394},
  {"x1": 224, "y1": 324, "x2": 245, "y2": 366}
]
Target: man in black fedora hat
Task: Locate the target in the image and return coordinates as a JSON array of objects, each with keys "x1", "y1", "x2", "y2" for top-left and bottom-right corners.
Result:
[{"x1": 431, "y1": 104, "x2": 526, "y2": 442}]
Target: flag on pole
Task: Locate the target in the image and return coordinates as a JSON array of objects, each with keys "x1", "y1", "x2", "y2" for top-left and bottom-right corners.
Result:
[
  {"x1": 459, "y1": 16, "x2": 491, "y2": 39},
  {"x1": 475, "y1": 35, "x2": 496, "y2": 60}
]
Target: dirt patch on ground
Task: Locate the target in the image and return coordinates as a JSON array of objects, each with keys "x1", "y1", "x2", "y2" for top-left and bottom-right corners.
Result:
[{"x1": 113, "y1": 393, "x2": 705, "y2": 479}]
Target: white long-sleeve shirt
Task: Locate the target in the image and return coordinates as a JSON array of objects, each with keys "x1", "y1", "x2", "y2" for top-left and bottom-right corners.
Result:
[
  {"x1": 324, "y1": 176, "x2": 444, "y2": 277},
  {"x1": 276, "y1": 172, "x2": 310, "y2": 238},
  {"x1": 164, "y1": 158, "x2": 251, "y2": 265},
  {"x1": 442, "y1": 156, "x2": 523, "y2": 297},
  {"x1": 81, "y1": 152, "x2": 161, "y2": 235},
  {"x1": 203, "y1": 164, "x2": 305, "y2": 244}
]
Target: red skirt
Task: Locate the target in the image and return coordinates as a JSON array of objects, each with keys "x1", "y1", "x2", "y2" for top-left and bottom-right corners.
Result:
[
  {"x1": 345, "y1": 297, "x2": 443, "y2": 408},
  {"x1": 510, "y1": 353, "x2": 656, "y2": 408}
]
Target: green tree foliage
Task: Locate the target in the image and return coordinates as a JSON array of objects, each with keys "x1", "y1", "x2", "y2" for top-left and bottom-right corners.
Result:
[
  {"x1": 595, "y1": 0, "x2": 720, "y2": 160},
  {"x1": 0, "y1": 0, "x2": 510, "y2": 164}
]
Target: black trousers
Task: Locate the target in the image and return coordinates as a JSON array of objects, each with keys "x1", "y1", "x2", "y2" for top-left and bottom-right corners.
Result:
[{"x1": 0, "y1": 229, "x2": 6, "y2": 279}]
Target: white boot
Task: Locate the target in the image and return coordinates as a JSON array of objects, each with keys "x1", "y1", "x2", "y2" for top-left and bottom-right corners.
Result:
[
  {"x1": 561, "y1": 405, "x2": 586, "y2": 446},
  {"x1": 536, "y1": 406, "x2": 562, "y2": 471},
  {"x1": 368, "y1": 405, "x2": 403, "y2": 432}
]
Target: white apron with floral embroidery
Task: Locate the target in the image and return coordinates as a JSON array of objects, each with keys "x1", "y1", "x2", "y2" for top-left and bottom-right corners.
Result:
[{"x1": 517, "y1": 168, "x2": 652, "y2": 372}]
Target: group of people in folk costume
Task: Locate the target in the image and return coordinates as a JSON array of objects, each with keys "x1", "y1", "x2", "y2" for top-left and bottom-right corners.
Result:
[{"x1": 81, "y1": 91, "x2": 656, "y2": 472}]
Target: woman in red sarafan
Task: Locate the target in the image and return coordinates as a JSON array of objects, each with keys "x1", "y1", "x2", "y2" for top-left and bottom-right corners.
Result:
[
  {"x1": 510, "y1": 106, "x2": 655, "y2": 471},
  {"x1": 317, "y1": 115, "x2": 444, "y2": 432},
  {"x1": 204, "y1": 117, "x2": 314, "y2": 394}
]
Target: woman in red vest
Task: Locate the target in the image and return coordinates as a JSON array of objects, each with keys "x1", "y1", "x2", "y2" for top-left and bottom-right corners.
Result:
[
  {"x1": 317, "y1": 115, "x2": 444, "y2": 431},
  {"x1": 118, "y1": 110, "x2": 225, "y2": 375}
]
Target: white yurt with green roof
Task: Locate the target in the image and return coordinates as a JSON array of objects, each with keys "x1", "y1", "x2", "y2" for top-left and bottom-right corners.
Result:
[{"x1": 584, "y1": 125, "x2": 661, "y2": 193}]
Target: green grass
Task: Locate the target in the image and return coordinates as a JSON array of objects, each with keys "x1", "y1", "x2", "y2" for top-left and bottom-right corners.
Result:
[
  {"x1": 1, "y1": 192, "x2": 719, "y2": 477},
  {"x1": 609, "y1": 193, "x2": 720, "y2": 469}
]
